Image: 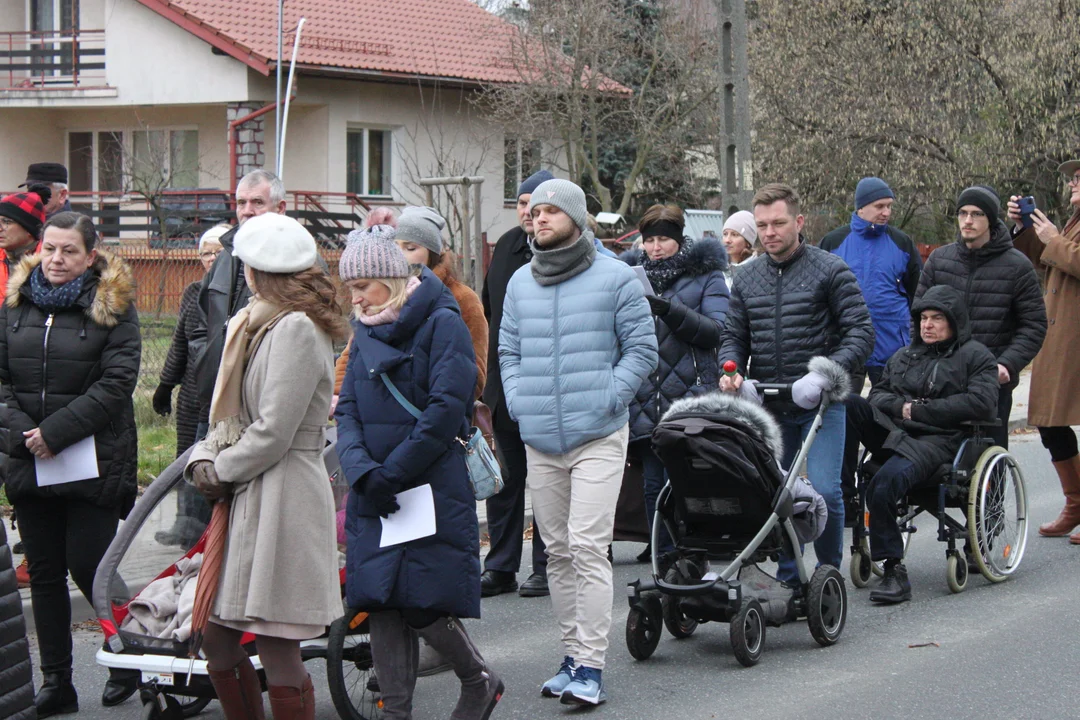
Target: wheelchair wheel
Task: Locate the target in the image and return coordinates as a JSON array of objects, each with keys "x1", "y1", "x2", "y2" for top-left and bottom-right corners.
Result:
[
  {"x1": 849, "y1": 549, "x2": 873, "y2": 588},
  {"x1": 661, "y1": 562, "x2": 700, "y2": 639},
  {"x1": 967, "y1": 447, "x2": 1028, "y2": 583},
  {"x1": 806, "y1": 566, "x2": 846, "y2": 647},
  {"x1": 729, "y1": 599, "x2": 765, "y2": 667},
  {"x1": 327, "y1": 609, "x2": 381, "y2": 720},
  {"x1": 945, "y1": 551, "x2": 968, "y2": 594},
  {"x1": 626, "y1": 598, "x2": 663, "y2": 660}
]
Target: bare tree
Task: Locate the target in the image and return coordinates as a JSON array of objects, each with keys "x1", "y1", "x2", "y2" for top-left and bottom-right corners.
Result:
[{"x1": 482, "y1": 0, "x2": 722, "y2": 215}]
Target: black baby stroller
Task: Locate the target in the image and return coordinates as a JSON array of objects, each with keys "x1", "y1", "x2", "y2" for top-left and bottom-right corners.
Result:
[{"x1": 625, "y1": 364, "x2": 848, "y2": 667}]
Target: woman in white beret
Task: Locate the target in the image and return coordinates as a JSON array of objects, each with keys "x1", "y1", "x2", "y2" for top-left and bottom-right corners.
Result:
[{"x1": 184, "y1": 213, "x2": 348, "y2": 719}]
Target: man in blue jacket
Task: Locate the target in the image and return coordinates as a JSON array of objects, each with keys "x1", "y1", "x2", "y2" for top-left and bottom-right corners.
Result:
[{"x1": 500, "y1": 178, "x2": 657, "y2": 706}]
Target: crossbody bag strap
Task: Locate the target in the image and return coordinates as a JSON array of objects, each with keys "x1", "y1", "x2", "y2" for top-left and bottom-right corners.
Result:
[{"x1": 380, "y1": 373, "x2": 422, "y2": 420}]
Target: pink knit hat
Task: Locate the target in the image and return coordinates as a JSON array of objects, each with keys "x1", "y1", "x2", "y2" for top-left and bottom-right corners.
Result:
[{"x1": 339, "y1": 224, "x2": 410, "y2": 281}]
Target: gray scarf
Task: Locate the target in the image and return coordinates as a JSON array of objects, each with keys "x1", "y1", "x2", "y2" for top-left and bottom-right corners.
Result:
[{"x1": 530, "y1": 231, "x2": 597, "y2": 286}]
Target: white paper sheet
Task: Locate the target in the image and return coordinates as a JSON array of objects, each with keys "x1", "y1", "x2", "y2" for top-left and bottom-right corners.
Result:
[
  {"x1": 380, "y1": 484, "x2": 437, "y2": 548},
  {"x1": 35, "y1": 435, "x2": 99, "y2": 487},
  {"x1": 632, "y1": 265, "x2": 656, "y2": 296}
]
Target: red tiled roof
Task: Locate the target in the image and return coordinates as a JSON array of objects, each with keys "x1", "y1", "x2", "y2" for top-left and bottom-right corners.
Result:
[{"x1": 135, "y1": 0, "x2": 523, "y2": 83}]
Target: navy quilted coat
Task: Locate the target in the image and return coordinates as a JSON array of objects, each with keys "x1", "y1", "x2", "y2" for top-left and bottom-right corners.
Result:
[
  {"x1": 336, "y1": 267, "x2": 481, "y2": 619},
  {"x1": 620, "y1": 238, "x2": 730, "y2": 441},
  {"x1": 717, "y1": 240, "x2": 874, "y2": 410}
]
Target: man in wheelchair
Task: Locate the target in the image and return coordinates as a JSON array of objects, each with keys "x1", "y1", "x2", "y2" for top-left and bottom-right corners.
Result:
[{"x1": 846, "y1": 285, "x2": 998, "y2": 603}]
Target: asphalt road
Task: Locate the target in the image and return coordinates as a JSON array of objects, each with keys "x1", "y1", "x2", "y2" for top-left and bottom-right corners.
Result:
[{"x1": 32, "y1": 432, "x2": 1080, "y2": 720}]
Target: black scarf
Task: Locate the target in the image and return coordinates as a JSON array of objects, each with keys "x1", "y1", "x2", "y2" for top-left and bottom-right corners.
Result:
[
  {"x1": 30, "y1": 265, "x2": 88, "y2": 313},
  {"x1": 530, "y1": 232, "x2": 597, "y2": 287},
  {"x1": 642, "y1": 239, "x2": 694, "y2": 295}
]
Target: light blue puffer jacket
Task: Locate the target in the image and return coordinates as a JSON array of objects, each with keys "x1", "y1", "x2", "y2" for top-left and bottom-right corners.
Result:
[{"x1": 499, "y1": 254, "x2": 658, "y2": 454}]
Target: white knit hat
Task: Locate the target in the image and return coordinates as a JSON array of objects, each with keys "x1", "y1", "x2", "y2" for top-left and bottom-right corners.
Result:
[
  {"x1": 723, "y1": 210, "x2": 757, "y2": 245},
  {"x1": 234, "y1": 213, "x2": 318, "y2": 273}
]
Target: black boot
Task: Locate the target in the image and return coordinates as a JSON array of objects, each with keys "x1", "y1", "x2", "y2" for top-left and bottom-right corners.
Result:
[
  {"x1": 869, "y1": 562, "x2": 912, "y2": 604},
  {"x1": 518, "y1": 572, "x2": 549, "y2": 598},
  {"x1": 479, "y1": 570, "x2": 517, "y2": 597},
  {"x1": 35, "y1": 670, "x2": 79, "y2": 718},
  {"x1": 101, "y1": 667, "x2": 139, "y2": 707}
]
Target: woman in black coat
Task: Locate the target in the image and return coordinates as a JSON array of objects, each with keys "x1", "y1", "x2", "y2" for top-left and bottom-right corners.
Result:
[
  {"x1": 0, "y1": 212, "x2": 141, "y2": 716},
  {"x1": 0, "y1": 519, "x2": 35, "y2": 720}
]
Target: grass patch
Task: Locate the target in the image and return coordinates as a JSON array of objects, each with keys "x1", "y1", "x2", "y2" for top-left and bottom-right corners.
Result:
[{"x1": 138, "y1": 418, "x2": 177, "y2": 486}]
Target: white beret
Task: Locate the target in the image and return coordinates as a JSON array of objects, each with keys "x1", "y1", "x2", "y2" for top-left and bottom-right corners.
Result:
[{"x1": 233, "y1": 213, "x2": 318, "y2": 273}]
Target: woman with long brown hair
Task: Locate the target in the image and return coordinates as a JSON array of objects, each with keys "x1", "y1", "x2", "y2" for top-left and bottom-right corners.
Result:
[{"x1": 185, "y1": 213, "x2": 348, "y2": 720}]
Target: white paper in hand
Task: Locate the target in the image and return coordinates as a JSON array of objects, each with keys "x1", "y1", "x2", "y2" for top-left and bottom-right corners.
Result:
[
  {"x1": 35, "y1": 435, "x2": 99, "y2": 487},
  {"x1": 380, "y1": 484, "x2": 437, "y2": 548},
  {"x1": 632, "y1": 266, "x2": 655, "y2": 296}
]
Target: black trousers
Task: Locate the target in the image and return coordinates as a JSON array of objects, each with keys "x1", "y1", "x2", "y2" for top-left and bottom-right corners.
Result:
[
  {"x1": 841, "y1": 366, "x2": 885, "y2": 510},
  {"x1": 484, "y1": 422, "x2": 547, "y2": 576},
  {"x1": 1038, "y1": 426, "x2": 1079, "y2": 462},
  {"x1": 990, "y1": 385, "x2": 1012, "y2": 449},
  {"x1": 15, "y1": 496, "x2": 120, "y2": 673}
]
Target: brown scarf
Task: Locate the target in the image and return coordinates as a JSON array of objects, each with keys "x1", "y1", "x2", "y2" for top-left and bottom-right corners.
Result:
[{"x1": 203, "y1": 297, "x2": 289, "y2": 452}]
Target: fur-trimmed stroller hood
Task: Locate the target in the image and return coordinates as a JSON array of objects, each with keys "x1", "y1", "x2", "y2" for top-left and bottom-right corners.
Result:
[
  {"x1": 5, "y1": 250, "x2": 136, "y2": 328},
  {"x1": 620, "y1": 236, "x2": 729, "y2": 275},
  {"x1": 664, "y1": 391, "x2": 784, "y2": 459}
]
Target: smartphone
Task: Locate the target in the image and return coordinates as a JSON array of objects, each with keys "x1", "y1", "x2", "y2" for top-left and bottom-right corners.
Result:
[{"x1": 1018, "y1": 196, "x2": 1036, "y2": 228}]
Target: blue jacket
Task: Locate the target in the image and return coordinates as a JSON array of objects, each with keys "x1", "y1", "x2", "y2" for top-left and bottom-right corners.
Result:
[
  {"x1": 594, "y1": 236, "x2": 617, "y2": 258},
  {"x1": 499, "y1": 253, "x2": 658, "y2": 454},
  {"x1": 620, "y1": 238, "x2": 729, "y2": 441},
  {"x1": 819, "y1": 215, "x2": 921, "y2": 367},
  {"x1": 336, "y1": 267, "x2": 481, "y2": 619}
]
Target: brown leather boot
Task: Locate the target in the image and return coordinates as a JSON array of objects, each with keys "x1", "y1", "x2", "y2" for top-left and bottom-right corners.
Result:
[
  {"x1": 208, "y1": 658, "x2": 266, "y2": 720},
  {"x1": 1039, "y1": 457, "x2": 1080, "y2": 536},
  {"x1": 268, "y1": 675, "x2": 315, "y2": 720}
]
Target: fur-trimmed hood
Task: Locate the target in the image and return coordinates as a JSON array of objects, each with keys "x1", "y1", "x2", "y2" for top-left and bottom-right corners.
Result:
[
  {"x1": 620, "y1": 236, "x2": 729, "y2": 276},
  {"x1": 663, "y1": 390, "x2": 784, "y2": 459},
  {"x1": 5, "y1": 250, "x2": 136, "y2": 328}
]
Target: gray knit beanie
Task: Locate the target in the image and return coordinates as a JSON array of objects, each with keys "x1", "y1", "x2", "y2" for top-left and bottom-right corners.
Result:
[
  {"x1": 528, "y1": 179, "x2": 588, "y2": 231},
  {"x1": 955, "y1": 185, "x2": 1001, "y2": 221},
  {"x1": 339, "y1": 224, "x2": 410, "y2": 281},
  {"x1": 396, "y1": 206, "x2": 446, "y2": 256}
]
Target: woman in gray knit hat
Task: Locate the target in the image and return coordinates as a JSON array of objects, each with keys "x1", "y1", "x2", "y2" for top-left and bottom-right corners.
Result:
[{"x1": 335, "y1": 226, "x2": 503, "y2": 720}]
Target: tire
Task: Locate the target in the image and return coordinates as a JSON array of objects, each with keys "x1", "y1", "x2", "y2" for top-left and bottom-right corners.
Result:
[
  {"x1": 327, "y1": 609, "x2": 381, "y2": 720},
  {"x1": 729, "y1": 599, "x2": 765, "y2": 667},
  {"x1": 967, "y1": 447, "x2": 1028, "y2": 583},
  {"x1": 169, "y1": 696, "x2": 212, "y2": 718},
  {"x1": 142, "y1": 700, "x2": 159, "y2": 720},
  {"x1": 806, "y1": 565, "x2": 846, "y2": 647},
  {"x1": 661, "y1": 564, "x2": 700, "y2": 639},
  {"x1": 945, "y1": 551, "x2": 968, "y2": 594},
  {"x1": 849, "y1": 550, "x2": 873, "y2": 589},
  {"x1": 625, "y1": 601, "x2": 662, "y2": 661}
]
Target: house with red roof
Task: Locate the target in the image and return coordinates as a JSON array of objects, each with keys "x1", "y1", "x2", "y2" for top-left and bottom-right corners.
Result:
[{"x1": 0, "y1": 0, "x2": 548, "y2": 242}]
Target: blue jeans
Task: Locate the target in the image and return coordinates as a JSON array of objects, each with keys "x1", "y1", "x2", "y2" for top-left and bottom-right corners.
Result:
[
  {"x1": 776, "y1": 403, "x2": 846, "y2": 584},
  {"x1": 634, "y1": 440, "x2": 674, "y2": 555}
]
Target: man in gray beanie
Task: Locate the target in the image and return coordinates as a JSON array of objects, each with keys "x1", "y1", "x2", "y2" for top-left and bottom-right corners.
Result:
[
  {"x1": 499, "y1": 178, "x2": 657, "y2": 705},
  {"x1": 480, "y1": 168, "x2": 555, "y2": 600},
  {"x1": 915, "y1": 184, "x2": 1046, "y2": 448}
]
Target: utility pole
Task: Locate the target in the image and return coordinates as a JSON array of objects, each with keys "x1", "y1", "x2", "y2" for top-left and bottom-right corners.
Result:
[{"x1": 716, "y1": 0, "x2": 754, "y2": 214}]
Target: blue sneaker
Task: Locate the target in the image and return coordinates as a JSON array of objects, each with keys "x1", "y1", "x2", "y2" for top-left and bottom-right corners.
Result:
[
  {"x1": 540, "y1": 656, "x2": 575, "y2": 698},
  {"x1": 560, "y1": 665, "x2": 606, "y2": 705}
]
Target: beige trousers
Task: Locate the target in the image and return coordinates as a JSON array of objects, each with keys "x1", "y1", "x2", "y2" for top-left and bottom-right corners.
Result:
[{"x1": 526, "y1": 424, "x2": 629, "y2": 669}]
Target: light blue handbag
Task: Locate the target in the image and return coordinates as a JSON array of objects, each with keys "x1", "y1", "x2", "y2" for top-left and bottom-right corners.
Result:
[{"x1": 380, "y1": 374, "x2": 504, "y2": 500}]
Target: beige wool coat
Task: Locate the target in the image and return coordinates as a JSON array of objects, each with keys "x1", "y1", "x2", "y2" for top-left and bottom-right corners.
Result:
[
  {"x1": 1014, "y1": 213, "x2": 1080, "y2": 427},
  {"x1": 186, "y1": 311, "x2": 340, "y2": 628}
]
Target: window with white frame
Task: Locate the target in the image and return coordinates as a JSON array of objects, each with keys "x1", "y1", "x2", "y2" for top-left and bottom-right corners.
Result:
[
  {"x1": 504, "y1": 137, "x2": 542, "y2": 202},
  {"x1": 66, "y1": 128, "x2": 200, "y2": 193},
  {"x1": 346, "y1": 128, "x2": 392, "y2": 197}
]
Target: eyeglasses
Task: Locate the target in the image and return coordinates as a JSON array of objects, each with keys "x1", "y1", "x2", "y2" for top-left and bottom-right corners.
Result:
[
  {"x1": 957, "y1": 210, "x2": 986, "y2": 220},
  {"x1": 1065, "y1": 173, "x2": 1080, "y2": 187},
  {"x1": 199, "y1": 250, "x2": 221, "y2": 259}
]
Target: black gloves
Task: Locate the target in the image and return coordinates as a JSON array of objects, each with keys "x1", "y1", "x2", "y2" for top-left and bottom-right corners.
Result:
[
  {"x1": 365, "y1": 468, "x2": 401, "y2": 518},
  {"x1": 153, "y1": 384, "x2": 174, "y2": 416},
  {"x1": 646, "y1": 295, "x2": 671, "y2": 316}
]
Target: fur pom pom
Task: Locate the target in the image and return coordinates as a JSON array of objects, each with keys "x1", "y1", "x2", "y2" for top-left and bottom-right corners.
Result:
[{"x1": 807, "y1": 356, "x2": 851, "y2": 404}]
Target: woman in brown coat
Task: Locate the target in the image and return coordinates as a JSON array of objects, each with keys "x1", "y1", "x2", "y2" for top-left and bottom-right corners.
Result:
[
  {"x1": 185, "y1": 213, "x2": 349, "y2": 719},
  {"x1": 1009, "y1": 159, "x2": 1080, "y2": 543}
]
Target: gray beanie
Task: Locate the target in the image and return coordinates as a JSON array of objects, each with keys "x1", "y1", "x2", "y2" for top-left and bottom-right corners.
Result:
[
  {"x1": 396, "y1": 206, "x2": 446, "y2": 256},
  {"x1": 339, "y1": 224, "x2": 410, "y2": 281},
  {"x1": 527, "y1": 179, "x2": 588, "y2": 231}
]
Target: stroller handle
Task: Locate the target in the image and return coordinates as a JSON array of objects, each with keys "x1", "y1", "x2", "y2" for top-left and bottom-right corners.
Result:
[{"x1": 754, "y1": 383, "x2": 793, "y2": 402}]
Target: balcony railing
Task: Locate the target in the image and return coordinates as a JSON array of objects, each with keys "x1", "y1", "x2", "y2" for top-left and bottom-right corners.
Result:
[{"x1": 0, "y1": 29, "x2": 106, "y2": 90}]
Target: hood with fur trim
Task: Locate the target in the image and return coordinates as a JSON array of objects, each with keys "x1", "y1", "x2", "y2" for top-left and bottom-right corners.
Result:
[
  {"x1": 663, "y1": 390, "x2": 784, "y2": 459},
  {"x1": 6, "y1": 250, "x2": 135, "y2": 328},
  {"x1": 621, "y1": 236, "x2": 729, "y2": 276}
]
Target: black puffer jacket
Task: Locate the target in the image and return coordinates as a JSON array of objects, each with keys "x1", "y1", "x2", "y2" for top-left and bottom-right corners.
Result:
[
  {"x1": 0, "y1": 252, "x2": 141, "y2": 511},
  {"x1": 717, "y1": 240, "x2": 874, "y2": 412},
  {"x1": 621, "y1": 238, "x2": 729, "y2": 441},
  {"x1": 868, "y1": 285, "x2": 998, "y2": 478},
  {"x1": 159, "y1": 280, "x2": 208, "y2": 456},
  {"x1": 0, "y1": 521, "x2": 34, "y2": 720},
  {"x1": 193, "y1": 225, "x2": 243, "y2": 409},
  {"x1": 915, "y1": 220, "x2": 1046, "y2": 381}
]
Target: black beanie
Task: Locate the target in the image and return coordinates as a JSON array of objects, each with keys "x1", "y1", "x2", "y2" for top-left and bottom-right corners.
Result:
[{"x1": 956, "y1": 185, "x2": 1000, "y2": 221}]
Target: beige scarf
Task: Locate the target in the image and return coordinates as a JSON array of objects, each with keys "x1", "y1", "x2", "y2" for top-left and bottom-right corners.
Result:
[{"x1": 203, "y1": 297, "x2": 289, "y2": 452}]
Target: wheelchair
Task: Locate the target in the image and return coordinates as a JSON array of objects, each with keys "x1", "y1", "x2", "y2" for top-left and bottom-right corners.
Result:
[{"x1": 848, "y1": 420, "x2": 1029, "y2": 593}]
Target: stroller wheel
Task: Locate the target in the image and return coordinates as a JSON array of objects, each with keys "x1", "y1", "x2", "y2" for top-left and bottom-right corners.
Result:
[
  {"x1": 327, "y1": 608, "x2": 382, "y2": 720},
  {"x1": 807, "y1": 566, "x2": 846, "y2": 647},
  {"x1": 661, "y1": 564, "x2": 700, "y2": 639},
  {"x1": 625, "y1": 599, "x2": 662, "y2": 660},
  {"x1": 730, "y1": 599, "x2": 765, "y2": 667},
  {"x1": 849, "y1": 550, "x2": 873, "y2": 588},
  {"x1": 141, "y1": 700, "x2": 160, "y2": 720}
]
